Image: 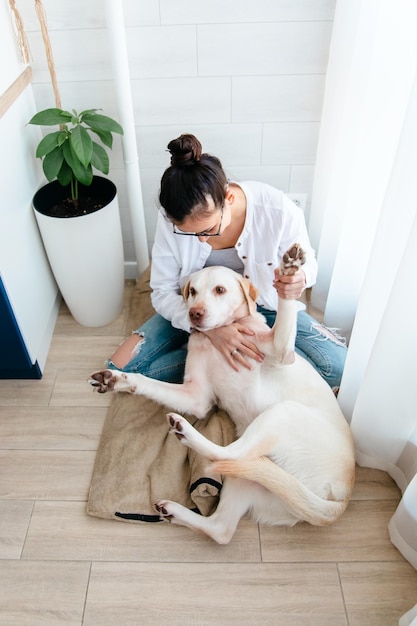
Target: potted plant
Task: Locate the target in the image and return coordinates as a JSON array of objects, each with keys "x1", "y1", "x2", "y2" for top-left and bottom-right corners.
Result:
[{"x1": 29, "y1": 107, "x2": 125, "y2": 327}]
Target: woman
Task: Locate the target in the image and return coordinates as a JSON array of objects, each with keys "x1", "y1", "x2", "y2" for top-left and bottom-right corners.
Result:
[{"x1": 108, "y1": 134, "x2": 347, "y2": 389}]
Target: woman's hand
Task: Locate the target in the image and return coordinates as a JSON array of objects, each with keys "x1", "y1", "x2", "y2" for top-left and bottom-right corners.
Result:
[
  {"x1": 201, "y1": 322, "x2": 264, "y2": 371},
  {"x1": 273, "y1": 268, "x2": 306, "y2": 299}
]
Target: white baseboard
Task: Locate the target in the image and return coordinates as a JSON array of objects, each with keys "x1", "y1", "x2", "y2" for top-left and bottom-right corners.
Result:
[
  {"x1": 37, "y1": 291, "x2": 61, "y2": 372},
  {"x1": 124, "y1": 261, "x2": 140, "y2": 280}
]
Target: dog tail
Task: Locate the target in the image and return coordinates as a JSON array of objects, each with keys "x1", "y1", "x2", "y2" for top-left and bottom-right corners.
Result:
[{"x1": 210, "y1": 457, "x2": 350, "y2": 526}]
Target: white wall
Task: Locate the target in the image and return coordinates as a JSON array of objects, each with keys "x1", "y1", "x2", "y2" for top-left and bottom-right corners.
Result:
[
  {"x1": 16, "y1": 0, "x2": 336, "y2": 276},
  {"x1": 0, "y1": 0, "x2": 59, "y2": 371}
]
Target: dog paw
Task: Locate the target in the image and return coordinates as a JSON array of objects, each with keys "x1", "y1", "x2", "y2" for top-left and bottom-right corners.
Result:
[
  {"x1": 155, "y1": 500, "x2": 177, "y2": 522},
  {"x1": 88, "y1": 370, "x2": 119, "y2": 393},
  {"x1": 279, "y1": 243, "x2": 306, "y2": 276},
  {"x1": 89, "y1": 370, "x2": 136, "y2": 394},
  {"x1": 167, "y1": 412, "x2": 192, "y2": 442}
]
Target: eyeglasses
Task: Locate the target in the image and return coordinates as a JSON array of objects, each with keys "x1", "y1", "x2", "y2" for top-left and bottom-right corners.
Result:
[{"x1": 172, "y1": 205, "x2": 224, "y2": 237}]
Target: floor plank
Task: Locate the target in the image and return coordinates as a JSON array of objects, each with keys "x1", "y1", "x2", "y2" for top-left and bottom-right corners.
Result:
[
  {"x1": 49, "y1": 369, "x2": 113, "y2": 407},
  {"x1": 84, "y1": 562, "x2": 348, "y2": 626},
  {"x1": 0, "y1": 560, "x2": 90, "y2": 626},
  {"x1": 0, "y1": 370, "x2": 57, "y2": 406},
  {"x1": 45, "y1": 336, "x2": 123, "y2": 370},
  {"x1": 0, "y1": 501, "x2": 34, "y2": 559},
  {"x1": 339, "y1": 561, "x2": 417, "y2": 626},
  {"x1": 22, "y1": 501, "x2": 261, "y2": 563},
  {"x1": 260, "y1": 500, "x2": 404, "y2": 562},
  {"x1": 0, "y1": 450, "x2": 95, "y2": 499},
  {"x1": 0, "y1": 407, "x2": 106, "y2": 450},
  {"x1": 352, "y1": 466, "x2": 402, "y2": 500}
]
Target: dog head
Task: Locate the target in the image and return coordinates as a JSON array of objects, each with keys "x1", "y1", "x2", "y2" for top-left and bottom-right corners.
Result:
[{"x1": 182, "y1": 266, "x2": 258, "y2": 330}]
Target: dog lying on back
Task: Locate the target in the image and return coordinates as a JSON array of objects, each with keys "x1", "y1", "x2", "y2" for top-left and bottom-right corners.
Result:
[{"x1": 90, "y1": 244, "x2": 355, "y2": 544}]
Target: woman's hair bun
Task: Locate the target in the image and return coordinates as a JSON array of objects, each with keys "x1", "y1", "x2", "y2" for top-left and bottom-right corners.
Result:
[{"x1": 167, "y1": 134, "x2": 202, "y2": 166}]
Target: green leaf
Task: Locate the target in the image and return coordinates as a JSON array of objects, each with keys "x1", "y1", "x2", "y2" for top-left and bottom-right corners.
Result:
[
  {"x1": 63, "y1": 141, "x2": 93, "y2": 186},
  {"x1": 56, "y1": 159, "x2": 73, "y2": 187},
  {"x1": 28, "y1": 108, "x2": 72, "y2": 126},
  {"x1": 70, "y1": 125, "x2": 93, "y2": 169},
  {"x1": 62, "y1": 140, "x2": 76, "y2": 171},
  {"x1": 82, "y1": 113, "x2": 123, "y2": 135},
  {"x1": 91, "y1": 128, "x2": 113, "y2": 149},
  {"x1": 80, "y1": 108, "x2": 100, "y2": 116},
  {"x1": 90, "y1": 142, "x2": 109, "y2": 174},
  {"x1": 75, "y1": 162, "x2": 93, "y2": 186},
  {"x1": 42, "y1": 147, "x2": 65, "y2": 181},
  {"x1": 57, "y1": 131, "x2": 68, "y2": 147},
  {"x1": 35, "y1": 131, "x2": 67, "y2": 158}
]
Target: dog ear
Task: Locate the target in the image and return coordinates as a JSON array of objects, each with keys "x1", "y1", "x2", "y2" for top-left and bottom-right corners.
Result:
[
  {"x1": 182, "y1": 280, "x2": 191, "y2": 301},
  {"x1": 239, "y1": 277, "x2": 258, "y2": 315}
]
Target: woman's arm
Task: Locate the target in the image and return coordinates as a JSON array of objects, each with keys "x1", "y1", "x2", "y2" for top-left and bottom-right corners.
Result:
[{"x1": 150, "y1": 214, "x2": 192, "y2": 332}]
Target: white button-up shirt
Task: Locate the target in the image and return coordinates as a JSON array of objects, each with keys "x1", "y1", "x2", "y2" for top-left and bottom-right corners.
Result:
[{"x1": 150, "y1": 181, "x2": 318, "y2": 332}]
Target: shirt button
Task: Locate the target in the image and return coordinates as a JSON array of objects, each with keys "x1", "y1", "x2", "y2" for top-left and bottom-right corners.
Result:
[
  {"x1": 242, "y1": 255, "x2": 247, "y2": 259},
  {"x1": 237, "y1": 242, "x2": 242, "y2": 247},
  {"x1": 245, "y1": 275, "x2": 250, "y2": 279}
]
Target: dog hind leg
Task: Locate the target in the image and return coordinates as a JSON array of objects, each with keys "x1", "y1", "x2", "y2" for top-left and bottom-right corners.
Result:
[
  {"x1": 167, "y1": 413, "x2": 231, "y2": 458},
  {"x1": 167, "y1": 412, "x2": 278, "y2": 460},
  {"x1": 155, "y1": 477, "x2": 251, "y2": 544}
]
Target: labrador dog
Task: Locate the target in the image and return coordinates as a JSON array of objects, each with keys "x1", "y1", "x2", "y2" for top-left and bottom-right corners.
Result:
[{"x1": 90, "y1": 244, "x2": 355, "y2": 544}]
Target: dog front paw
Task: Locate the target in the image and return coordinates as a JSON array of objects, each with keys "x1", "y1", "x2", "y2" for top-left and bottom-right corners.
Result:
[
  {"x1": 280, "y1": 243, "x2": 306, "y2": 276},
  {"x1": 89, "y1": 369, "x2": 139, "y2": 394},
  {"x1": 88, "y1": 369, "x2": 119, "y2": 393}
]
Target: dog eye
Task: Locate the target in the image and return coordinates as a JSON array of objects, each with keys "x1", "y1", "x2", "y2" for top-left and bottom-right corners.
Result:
[
  {"x1": 189, "y1": 287, "x2": 196, "y2": 297},
  {"x1": 214, "y1": 286, "x2": 226, "y2": 295}
]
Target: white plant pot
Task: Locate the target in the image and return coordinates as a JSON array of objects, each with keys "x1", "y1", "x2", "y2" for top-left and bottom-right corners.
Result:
[{"x1": 33, "y1": 177, "x2": 124, "y2": 327}]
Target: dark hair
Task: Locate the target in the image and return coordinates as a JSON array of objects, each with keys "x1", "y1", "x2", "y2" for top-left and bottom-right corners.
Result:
[{"x1": 159, "y1": 134, "x2": 228, "y2": 223}]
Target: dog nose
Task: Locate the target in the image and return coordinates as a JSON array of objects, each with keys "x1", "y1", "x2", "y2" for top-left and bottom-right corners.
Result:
[{"x1": 189, "y1": 306, "x2": 205, "y2": 323}]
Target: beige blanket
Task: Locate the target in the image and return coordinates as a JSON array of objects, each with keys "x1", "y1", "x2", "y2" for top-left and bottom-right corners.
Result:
[{"x1": 87, "y1": 268, "x2": 236, "y2": 523}]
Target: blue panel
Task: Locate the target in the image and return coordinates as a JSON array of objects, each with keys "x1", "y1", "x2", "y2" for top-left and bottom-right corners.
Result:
[{"x1": 0, "y1": 278, "x2": 42, "y2": 379}]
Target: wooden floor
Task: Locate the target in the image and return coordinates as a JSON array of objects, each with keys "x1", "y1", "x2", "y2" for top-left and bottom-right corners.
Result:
[{"x1": 0, "y1": 281, "x2": 416, "y2": 626}]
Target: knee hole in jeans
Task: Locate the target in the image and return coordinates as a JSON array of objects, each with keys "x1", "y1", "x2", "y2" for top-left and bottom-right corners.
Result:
[{"x1": 109, "y1": 332, "x2": 145, "y2": 369}]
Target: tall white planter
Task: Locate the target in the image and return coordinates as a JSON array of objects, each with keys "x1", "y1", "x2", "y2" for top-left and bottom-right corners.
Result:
[{"x1": 33, "y1": 177, "x2": 124, "y2": 327}]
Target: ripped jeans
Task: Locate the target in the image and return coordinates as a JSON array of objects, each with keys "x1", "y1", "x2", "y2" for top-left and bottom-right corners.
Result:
[{"x1": 107, "y1": 308, "x2": 347, "y2": 388}]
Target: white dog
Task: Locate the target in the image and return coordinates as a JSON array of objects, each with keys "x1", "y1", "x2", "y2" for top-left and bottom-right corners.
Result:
[{"x1": 90, "y1": 244, "x2": 355, "y2": 544}]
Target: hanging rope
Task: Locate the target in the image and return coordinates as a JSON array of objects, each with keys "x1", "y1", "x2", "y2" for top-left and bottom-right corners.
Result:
[
  {"x1": 34, "y1": 0, "x2": 61, "y2": 108},
  {"x1": 8, "y1": 0, "x2": 31, "y2": 64}
]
